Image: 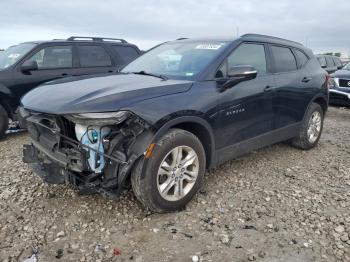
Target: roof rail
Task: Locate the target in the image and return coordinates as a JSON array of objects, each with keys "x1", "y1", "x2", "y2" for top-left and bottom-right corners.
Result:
[
  {"x1": 67, "y1": 36, "x2": 127, "y2": 43},
  {"x1": 241, "y1": 34, "x2": 303, "y2": 46}
]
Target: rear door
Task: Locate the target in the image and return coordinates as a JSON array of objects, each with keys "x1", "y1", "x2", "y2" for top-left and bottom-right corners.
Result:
[
  {"x1": 75, "y1": 44, "x2": 116, "y2": 75},
  {"x1": 270, "y1": 45, "x2": 312, "y2": 129},
  {"x1": 12, "y1": 44, "x2": 76, "y2": 99}
]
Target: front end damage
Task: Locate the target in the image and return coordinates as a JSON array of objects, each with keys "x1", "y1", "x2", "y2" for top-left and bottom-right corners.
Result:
[{"x1": 21, "y1": 108, "x2": 153, "y2": 199}]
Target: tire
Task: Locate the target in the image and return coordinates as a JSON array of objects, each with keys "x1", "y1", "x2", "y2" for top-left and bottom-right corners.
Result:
[
  {"x1": 131, "y1": 128, "x2": 206, "y2": 212},
  {"x1": 291, "y1": 103, "x2": 324, "y2": 150},
  {"x1": 0, "y1": 104, "x2": 9, "y2": 139}
]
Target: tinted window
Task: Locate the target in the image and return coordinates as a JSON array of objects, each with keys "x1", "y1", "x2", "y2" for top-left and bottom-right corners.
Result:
[
  {"x1": 112, "y1": 46, "x2": 139, "y2": 65},
  {"x1": 325, "y1": 56, "x2": 335, "y2": 67},
  {"x1": 333, "y1": 57, "x2": 342, "y2": 67},
  {"x1": 317, "y1": 56, "x2": 326, "y2": 67},
  {"x1": 271, "y1": 46, "x2": 297, "y2": 72},
  {"x1": 78, "y1": 46, "x2": 112, "y2": 67},
  {"x1": 294, "y1": 49, "x2": 309, "y2": 67},
  {"x1": 27, "y1": 46, "x2": 72, "y2": 69},
  {"x1": 227, "y1": 43, "x2": 267, "y2": 74}
]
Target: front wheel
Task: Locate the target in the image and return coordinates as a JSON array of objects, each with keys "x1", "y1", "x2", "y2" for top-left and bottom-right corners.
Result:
[
  {"x1": 291, "y1": 102, "x2": 324, "y2": 150},
  {"x1": 131, "y1": 129, "x2": 206, "y2": 212}
]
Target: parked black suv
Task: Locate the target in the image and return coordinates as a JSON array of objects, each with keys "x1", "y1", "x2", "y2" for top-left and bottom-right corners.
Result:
[
  {"x1": 0, "y1": 36, "x2": 142, "y2": 137},
  {"x1": 21, "y1": 34, "x2": 328, "y2": 212},
  {"x1": 316, "y1": 54, "x2": 343, "y2": 74}
]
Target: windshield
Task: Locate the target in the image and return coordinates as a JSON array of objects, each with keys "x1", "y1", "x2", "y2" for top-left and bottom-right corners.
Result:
[
  {"x1": 343, "y1": 63, "x2": 350, "y2": 70},
  {"x1": 122, "y1": 41, "x2": 228, "y2": 79},
  {"x1": 0, "y1": 43, "x2": 36, "y2": 70}
]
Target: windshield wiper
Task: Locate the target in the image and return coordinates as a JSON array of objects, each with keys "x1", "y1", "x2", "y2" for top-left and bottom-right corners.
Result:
[{"x1": 131, "y1": 71, "x2": 168, "y2": 80}]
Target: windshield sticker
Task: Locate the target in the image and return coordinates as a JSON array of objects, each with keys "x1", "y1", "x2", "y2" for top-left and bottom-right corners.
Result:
[{"x1": 195, "y1": 44, "x2": 222, "y2": 50}]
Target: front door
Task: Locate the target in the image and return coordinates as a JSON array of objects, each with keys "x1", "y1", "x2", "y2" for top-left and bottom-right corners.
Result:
[
  {"x1": 12, "y1": 44, "x2": 76, "y2": 102},
  {"x1": 210, "y1": 43, "x2": 275, "y2": 150}
]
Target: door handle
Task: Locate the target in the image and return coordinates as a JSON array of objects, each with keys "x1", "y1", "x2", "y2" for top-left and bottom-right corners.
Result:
[
  {"x1": 61, "y1": 73, "x2": 71, "y2": 76},
  {"x1": 108, "y1": 70, "x2": 114, "y2": 73},
  {"x1": 264, "y1": 85, "x2": 275, "y2": 92},
  {"x1": 302, "y1": 77, "x2": 312, "y2": 83}
]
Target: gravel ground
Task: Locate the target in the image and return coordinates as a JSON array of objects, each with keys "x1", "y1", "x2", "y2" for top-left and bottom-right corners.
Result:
[{"x1": 0, "y1": 106, "x2": 349, "y2": 262}]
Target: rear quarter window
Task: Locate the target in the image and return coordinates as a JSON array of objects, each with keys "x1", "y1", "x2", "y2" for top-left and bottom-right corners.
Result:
[{"x1": 111, "y1": 45, "x2": 139, "y2": 66}]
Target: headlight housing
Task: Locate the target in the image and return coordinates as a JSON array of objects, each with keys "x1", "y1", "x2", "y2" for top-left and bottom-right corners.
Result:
[
  {"x1": 329, "y1": 77, "x2": 339, "y2": 89},
  {"x1": 66, "y1": 111, "x2": 132, "y2": 125}
]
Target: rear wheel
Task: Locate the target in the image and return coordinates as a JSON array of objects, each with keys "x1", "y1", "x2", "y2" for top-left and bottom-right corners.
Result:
[
  {"x1": 0, "y1": 104, "x2": 9, "y2": 139},
  {"x1": 131, "y1": 129, "x2": 206, "y2": 212},
  {"x1": 291, "y1": 103, "x2": 324, "y2": 150}
]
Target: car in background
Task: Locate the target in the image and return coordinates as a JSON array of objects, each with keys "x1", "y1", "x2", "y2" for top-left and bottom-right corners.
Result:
[
  {"x1": 21, "y1": 34, "x2": 328, "y2": 212},
  {"x1": 316, "y1": 54, "x2": 343, "y2": 74},
  {"x1": 329, "y1": 63, "x2": 350, "y2": 106},
  {"x1": 0, "y1": 36, "x2": 142, "y2": 138}
]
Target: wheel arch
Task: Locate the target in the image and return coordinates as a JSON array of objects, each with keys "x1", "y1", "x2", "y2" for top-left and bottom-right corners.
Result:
[{"x1": 151, "y1": 116, "x2": 216, "y2": 168}]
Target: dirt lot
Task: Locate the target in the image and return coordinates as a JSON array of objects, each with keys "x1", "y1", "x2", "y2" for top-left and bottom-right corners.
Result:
[{"x1": 0, "y1": 106, "x2": 349, "y2": 262}]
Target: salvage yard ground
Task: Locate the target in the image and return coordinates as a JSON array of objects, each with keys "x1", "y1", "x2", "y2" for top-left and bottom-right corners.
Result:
[{"x1": 0, "y1": 106, "x2": 349, "y2": 262}]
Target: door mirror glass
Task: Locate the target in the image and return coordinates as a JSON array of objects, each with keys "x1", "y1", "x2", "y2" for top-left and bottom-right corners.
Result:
[{"x1": 21, "y1": 60, "x2": 38, "y2": 72}]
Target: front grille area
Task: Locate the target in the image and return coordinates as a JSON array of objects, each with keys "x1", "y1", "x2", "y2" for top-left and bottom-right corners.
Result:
[{"x1": 339, "y1": 79, "x2": 350, "y2": 88}]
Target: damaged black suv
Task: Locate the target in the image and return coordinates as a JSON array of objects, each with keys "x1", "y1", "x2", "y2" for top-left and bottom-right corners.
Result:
[{"x1": 21, "y1": 34, "x2": 329, "y2": 212}]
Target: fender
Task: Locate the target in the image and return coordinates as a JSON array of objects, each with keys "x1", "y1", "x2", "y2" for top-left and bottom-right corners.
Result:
[
  {"x1": 131, "y1": 115, "x2": 217, "y2": 180},
  {"x1": 0, "y1": 83, "x2": 12, "y2": 96}
]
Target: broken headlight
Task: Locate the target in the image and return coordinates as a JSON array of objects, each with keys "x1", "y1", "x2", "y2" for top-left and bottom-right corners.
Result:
[{"x1": 67, "y1": 111, "x2": 132, "y2": 125}]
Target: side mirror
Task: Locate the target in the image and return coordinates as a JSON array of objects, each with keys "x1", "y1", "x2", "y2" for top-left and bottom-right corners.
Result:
[
  {"x1": 337, "y1": 65, "x2": 343, "y2": 70},
  {"x1": 227, "y1": 65, "x2": 258, "y2": 79},
  {"x1": 21, "y1": 60, "x2": 38, "y2": 72},
  {"x1": 218, "y1": 65, "x2": 257, "y2": 91}
]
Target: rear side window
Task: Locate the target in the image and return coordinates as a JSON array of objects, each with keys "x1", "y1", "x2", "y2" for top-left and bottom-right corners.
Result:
[
  {"x1": 78, "y1": 45, "x2": 112, "y2": 67},
  {"x1": 333, "y1": 57, "x2": 342, "y2": 67},
  {"x1": 270, "y1": 46, "x2": 297, "y2": 73},
  {"x1": 111, "y1": 46, "x2": 139, "y2": 65},
  {"x1": 294, "y1": 49, "x2": 309, "y2": 67},
  {"x1": 325, "y1": 56, "x2": 335, "y2": 67},
  {"x1": 27, "y1": 46, "x2": 73, "y2": 69},
  {"x1": 317, "y1": 56, "x2": 326, "y2": 67},
  {"x1": 227, "y1": 43, "x2": 267, "y2": 74}
]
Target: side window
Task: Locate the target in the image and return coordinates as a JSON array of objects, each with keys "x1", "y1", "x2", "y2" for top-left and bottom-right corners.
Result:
[
  {"x1": 111, "y1": 46, "x2": 139, "y2": 65},
  {"x1": 317, "y1": 56, "x2": 326, "y2": 67},
  {"x1": 294, "y1": 49, "x2": 309, "y2": 68},
  {"x1": 270, "y1": 46, "x2": 297, "y2": 73},
  {"x1": 333, "y1": 57, "x2": 342, "y2": 67},
  {"x1": 78, "y1": 45, "x2": 112, "y2": 67},
  {"x1": 226, "y1": 43, "x2": 267, "y2": 75},
  {"x1": 325, "y1": 56, "x2": 334, "y2": 67},
  {"x1": 27, "y1": 46, "x2": 73, "y2": 69}
]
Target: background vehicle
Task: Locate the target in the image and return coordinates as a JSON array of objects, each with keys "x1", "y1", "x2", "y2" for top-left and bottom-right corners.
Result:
[
  {"x1": 329, "y1": 62, "x2": 350, "y2": 106},
  {"x1": 316, "y1": 54, "x2": 343, "y2": 74},
  {"x1": 0, "y1": 36, "x2": 142, "y2": 138},
  {"x1": 21, "y1": 34, "x2": 328, "y2": 212}
]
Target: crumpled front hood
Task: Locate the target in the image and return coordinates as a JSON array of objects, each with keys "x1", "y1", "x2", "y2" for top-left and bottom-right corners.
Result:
[
  {"x1": 21, "y1": 74, "x2": 193, "y2": 114},
  {"x1": 332, "y1": 69, "x2": 350, "y2": 79}
]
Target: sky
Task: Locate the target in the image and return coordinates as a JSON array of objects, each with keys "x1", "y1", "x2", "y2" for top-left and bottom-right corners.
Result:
[{"x1": 1, "y1": 0, "x2": 350, "y2": 56}]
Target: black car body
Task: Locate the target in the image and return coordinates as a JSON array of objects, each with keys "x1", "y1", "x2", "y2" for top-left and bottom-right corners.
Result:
[
  {"x1": 21, "y1": 34, "x2": 329, "y2": 212},
  {"x1": 329, "y1": 63, "x2": 350, "y2": 106},
  {"x1": 0, "y1": 36, "x2": 141, "y2": 137},
  {"x1": 316, "y1": 54, "x2": 343, "y2": 74}
]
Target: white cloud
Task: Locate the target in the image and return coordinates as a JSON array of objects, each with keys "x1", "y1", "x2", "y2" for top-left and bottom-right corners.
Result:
[{"x1": 1, "y1": 0, "x2": 350, "y2": 55}]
